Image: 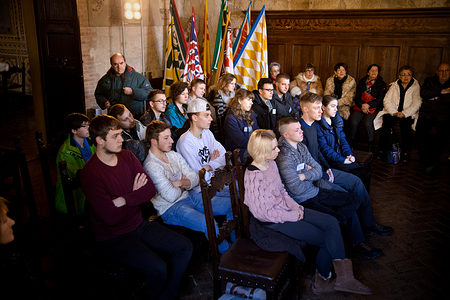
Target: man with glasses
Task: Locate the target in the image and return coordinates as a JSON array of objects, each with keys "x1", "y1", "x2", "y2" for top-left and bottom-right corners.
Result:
[
  {"x1": 252, "y1": 78, "x2": 278, "y2": 134},
  {"x1": 140, "y1": 89, "x2": 172, "y2": 127},
  {"x1": 417, "y1": 63, "x2": 450, "y2": 173}
]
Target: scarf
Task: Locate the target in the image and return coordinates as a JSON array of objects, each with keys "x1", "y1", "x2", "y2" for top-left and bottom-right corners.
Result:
[{"x1": 333, "y1": 75, "x2": 347, "y2": 99}]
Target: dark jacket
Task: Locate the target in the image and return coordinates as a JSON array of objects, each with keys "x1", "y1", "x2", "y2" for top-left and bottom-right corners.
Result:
[
  {"x1": 95, "y1": 65, "x2": 152, "y2": 118},
  {"x1": 316, "y1": 114, "x2": 352, "y2": 164},
  {"x1": 272, "y1": 91, "x2": 299, "y2": 121},
  {"x1": 223, "y1": 110, "x2": 259, "y2": 161},
  {"x1": 419, "y1": 74, "x2": 450, "y2": 120},
  {"x1": 354, "y1": 75, "x2": 387, "y2": 112},
  {"x1": 251, "y1": 90, "x2": 277, "y2": 132},
  {"x1": 139, "y1": 109, "x2": 172, "y2": 127},
  {"x1": 299, "y1": 118, "x2": 331, "y2": 180}
]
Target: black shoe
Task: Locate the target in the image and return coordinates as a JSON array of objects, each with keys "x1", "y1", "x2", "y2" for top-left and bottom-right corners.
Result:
[
  {"x1": 353, "y1": 242, "x2": 382, "y2": 259},
  {"x1": 365, "y1": 223, "x2": 393, "y2": 236},
  {"x1": 402, "y1": 152, "x2": 409, "y2": 163}
]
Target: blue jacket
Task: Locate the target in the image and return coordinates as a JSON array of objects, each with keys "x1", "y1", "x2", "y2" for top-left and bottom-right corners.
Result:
[
  {"x1": 223, "y1": 110, "x2": 259, "y2": 161},
  {"x1": 166, "y1": 102, "x2": 187, "y2": 129},
  {"x1": 316, "y1": 113, "x2": 352, "y2": 164}
]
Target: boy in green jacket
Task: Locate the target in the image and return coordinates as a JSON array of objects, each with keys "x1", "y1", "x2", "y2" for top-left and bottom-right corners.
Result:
[{"x1": 55, "y1": 113, "x2": 96, "y2": 214}]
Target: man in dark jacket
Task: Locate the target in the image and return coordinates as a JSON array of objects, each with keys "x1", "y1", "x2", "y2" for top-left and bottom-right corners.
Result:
[
  {"x1": 252, "y1": 78, "x2": 278, "y2": 133},
  {"x1": 140, "y1": 89, "x2": 172, "y2": 127},
  {"x1": 273, "y1": 73, "x2": 299, "y2": 121},
  {"x1": 416, "y1": 63, "x2": 450, "y2": 173},
  {"x1": 95, "y1": 53, "x2": 152, "y2": 119}
]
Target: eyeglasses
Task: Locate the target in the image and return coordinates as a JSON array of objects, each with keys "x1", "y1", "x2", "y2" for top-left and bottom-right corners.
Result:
[
  {"x1": 399, "y1": 73, "x2": 412, "y2": 77},
  {"x1": 263, "y1": 88, "x2": 274, "y2": 92},
  {"x1": 152, "y1": 100, "x2": 167, "y2": 103}
]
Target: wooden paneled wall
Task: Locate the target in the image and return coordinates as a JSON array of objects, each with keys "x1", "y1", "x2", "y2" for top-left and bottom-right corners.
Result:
[{"x1": 256, "y1": 9, "x2": 450, "y2": 85}]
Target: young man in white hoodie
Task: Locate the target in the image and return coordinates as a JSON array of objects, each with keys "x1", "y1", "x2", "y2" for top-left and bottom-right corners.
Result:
[{"x1": 145, "y1": 119, "x2": 232, "y2": 253}]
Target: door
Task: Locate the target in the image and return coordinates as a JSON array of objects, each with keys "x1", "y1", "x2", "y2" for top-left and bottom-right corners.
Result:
[{"x1": 34, "y1": 0, "x2": 85, "y2": 141}]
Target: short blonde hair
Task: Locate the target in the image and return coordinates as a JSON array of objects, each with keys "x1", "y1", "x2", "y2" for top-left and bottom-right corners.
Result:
[
  {"x1": 0, "y1": 196, "x2": 8, "y2": 223},
  {"x1": 247, "y1": 129, "x2": 276, "y2": 163}
]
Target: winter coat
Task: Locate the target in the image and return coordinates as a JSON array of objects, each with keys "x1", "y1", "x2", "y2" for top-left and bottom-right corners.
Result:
[
  {"x1": 316, "y1": 114, "x2": 352, "y2": 164},
  {"x1": 95, "y1": 65, "x2": 152, "y2": 118},
  {"x1": 166, "y1": 102, "x2": 187, "y2": 129},
  {"x1": 251, "y1": 90, "x2": 277, "y2": 132},
  {"x1": 374, "y1": 78, "x2": 422, "y2": 130},
  {"x1": 324, "y1": 75, "x2": 356, "y2": 120},
  {"x1": 55, "y1": 135, "x2": 96, "y2": 214},
  {"x1": 419, "y1": 74, "x2": 450, "y2": 121},
  {"x1": 276, "y1": 137, "x2": 322, "y2": 202},
  {"x1": 290, "y1": 72, "x2": 324, "y2": 97},
  {"x1": 354, "y1": 75, "x2": 387, "y2": 113},
  {"x1": 223, "y1": 110, "x2": 259, "y2": 161}
]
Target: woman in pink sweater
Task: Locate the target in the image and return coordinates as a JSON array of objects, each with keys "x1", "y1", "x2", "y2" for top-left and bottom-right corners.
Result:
[{"x1": 244, "y1": 129, "x2": 371, "y2": 295}]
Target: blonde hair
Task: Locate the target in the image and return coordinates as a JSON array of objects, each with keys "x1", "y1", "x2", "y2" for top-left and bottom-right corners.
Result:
[
  {"x1": 0, "y1": 196, "x2": 8, "y2": 223},
  {"x1": 247, "y1": 129, "x2": 276, "y2": 163},
  {"x1": 227, "y1": 88, "x2": 255, "y2": 126}
]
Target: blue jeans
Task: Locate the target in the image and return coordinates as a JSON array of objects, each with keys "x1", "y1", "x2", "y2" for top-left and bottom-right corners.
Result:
[
  {"x1": 292, "y1": 189, "x2": 365, "y2": 245},
  {"x1": 266, "y1": 208, "x2": 345, "y2": 277},
  {"x1": 318, "y1": 169, "x2": 376, "y2": 228},
  {"x1": 162, "y1": 187, "x2": 233, "y2": 254}
]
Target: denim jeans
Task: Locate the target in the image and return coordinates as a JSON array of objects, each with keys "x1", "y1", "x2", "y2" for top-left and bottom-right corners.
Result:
[
  {"x1": 317, "y1": 169, "x2": 376, "y2": 228},
  {"x1": 162, "y1": 187, "x2": 233, "y2": 254},
  {"x1": 293, "y1": 188, "x2": 365, "y2": 245},
  {"x1": 266, "y1": 208, "x2": 346, "y2": 277}
]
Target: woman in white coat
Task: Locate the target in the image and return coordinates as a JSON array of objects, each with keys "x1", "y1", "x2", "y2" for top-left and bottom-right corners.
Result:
[{"x1": 375, "y1": 66, "x2": 422, "y2": 162}]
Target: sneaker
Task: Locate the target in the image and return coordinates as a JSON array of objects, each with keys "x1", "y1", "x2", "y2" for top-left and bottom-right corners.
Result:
[
  {"x1": 353, "y1": 242, "x2": 382, "y2": 259},
  {"x1": 365, "y1": 223, "x2": 393, "y2": 236}
]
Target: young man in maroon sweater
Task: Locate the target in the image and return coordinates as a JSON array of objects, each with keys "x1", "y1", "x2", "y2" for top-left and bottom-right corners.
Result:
[{"x1": 81, "y1": 115, "x2": 192, "y2": 299}]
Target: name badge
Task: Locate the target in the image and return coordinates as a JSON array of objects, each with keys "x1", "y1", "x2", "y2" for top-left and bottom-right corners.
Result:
[
  {"x1": 244, "y1": 127, "x2": 249, "y2": 132},
  {"x1": 296, "y1": 163, "x2": 305, "y2": 172},
  {"x1": 171, "y1": 173, "x2": 181, "y2": 181},
  {"x1": 272, "y1": 109, "x2": 276, "y2": 114}
]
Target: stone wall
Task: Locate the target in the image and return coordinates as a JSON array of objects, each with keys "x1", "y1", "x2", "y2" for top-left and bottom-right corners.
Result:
[{"x1": 78, "y1": 0, "x2": 449, "y2": 111}]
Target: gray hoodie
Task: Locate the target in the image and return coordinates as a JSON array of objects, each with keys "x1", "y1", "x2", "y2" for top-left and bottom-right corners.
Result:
[{"x1": 276, "y1": 137, "x2": 322, "y2": 202}]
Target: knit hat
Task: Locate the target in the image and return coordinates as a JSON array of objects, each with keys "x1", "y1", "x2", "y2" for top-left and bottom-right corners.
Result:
[{"x1": 186, "y1": 98, "x2": 210, "y2": 113}]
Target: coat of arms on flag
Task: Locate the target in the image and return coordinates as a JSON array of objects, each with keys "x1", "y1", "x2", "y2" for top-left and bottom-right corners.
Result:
[
  {"x1": 182, "y1": 7, "x2": 204, "y2": 83},
  {"x1": 163, "y1": 0, "x2": 187, "y2": 97}
]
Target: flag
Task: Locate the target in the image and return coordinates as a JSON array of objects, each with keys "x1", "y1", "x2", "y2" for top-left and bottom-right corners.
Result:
[
  {"x1": 212, "y1": 0, "x2": 229, "y2": 72},
  {"x1": 163, "y1": 0, "x2": 188, "y2": 97},
  {"x1": 212, "y1": 0, "x2": 231, "y2": 84},
  {"x1": 223, "y1": 23, "x2": 234, "y2": 75},
  {"x1": 232, "y1": 1, "x2": 251, "y2": 63},
  {"x1": 202, "y1": 0, "x2": 211, "y2": 86},
  {"x1": 233, "y1": 5, "x2": 268, "y2": 91},
  {"x1": 182, "y1": 7, "x2": 204, "y2": 83}
]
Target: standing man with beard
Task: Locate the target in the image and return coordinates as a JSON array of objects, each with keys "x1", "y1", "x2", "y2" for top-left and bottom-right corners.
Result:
[
  {"x1": 81, "y1": 115, "x2": 192, "y2": 300},
  {"x1": 95, "y1": 53, "x2": 152, "y2": 119}
]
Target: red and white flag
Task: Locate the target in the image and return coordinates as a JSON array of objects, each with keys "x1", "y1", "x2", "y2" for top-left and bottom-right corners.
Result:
[{"x1": 182, "y1": 7, "x2": 204, "y2": 83}]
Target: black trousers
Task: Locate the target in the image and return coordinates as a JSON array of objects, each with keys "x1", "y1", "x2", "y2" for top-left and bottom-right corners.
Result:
[
  {"x1": 99, "y1": 221, "x2": 193, "y2": 300},
  {"x1": 380, "y1": 114, "x2": 414, "y2": 153}
]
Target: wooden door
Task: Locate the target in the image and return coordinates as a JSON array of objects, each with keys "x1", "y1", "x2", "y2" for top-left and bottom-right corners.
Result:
[{"x1": 34, "y1": 0, "x2": 85, "y2": 141}]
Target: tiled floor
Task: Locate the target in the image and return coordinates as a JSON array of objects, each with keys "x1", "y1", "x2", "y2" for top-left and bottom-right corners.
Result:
[{"x1": 1, "y1": 100, "x2": 449, "y2": 299}]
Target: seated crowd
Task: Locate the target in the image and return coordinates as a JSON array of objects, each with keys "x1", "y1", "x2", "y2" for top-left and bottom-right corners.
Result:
[{"x1": 47, "y1": 59, "x2": 449, "y2": 298}]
